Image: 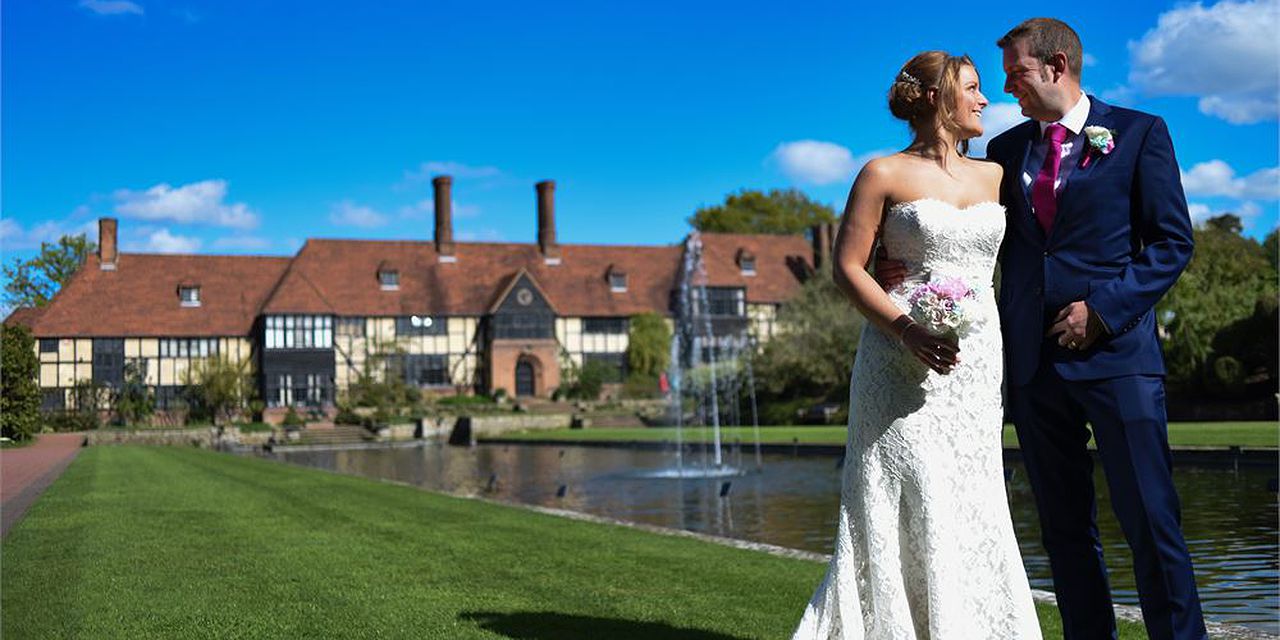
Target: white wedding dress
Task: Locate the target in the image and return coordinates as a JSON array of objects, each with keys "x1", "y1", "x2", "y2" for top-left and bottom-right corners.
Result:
[{"x1": 793, "y1": 199, "x2": 1042, "y2": 639}]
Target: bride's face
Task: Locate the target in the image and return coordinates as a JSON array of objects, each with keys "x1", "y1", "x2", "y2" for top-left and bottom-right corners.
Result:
[{"x1": 952, "y1": 64, "x2": 988, "y2": 140}]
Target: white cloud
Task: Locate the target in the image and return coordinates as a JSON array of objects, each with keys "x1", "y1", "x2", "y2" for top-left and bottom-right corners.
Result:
[
  {"x1": 1181, "y1": 160, "x2": 1280, "y2": 199},
  {"x1": 113, "y1": 179, "x2": 258, "y2": 229},
  {"x1": 1082, "y1": 53, "x2": 1098, "y2": 68},
  {"x1": 1124, "y1": 0, "x2": 1279, "y2": 124},
  {"x1": 79, "y1": 0, "x2": 144, "y2": 15},
  {"x1": 1188, "y1": 201, "x2": 1265, "y2": 228},
  {"x1": 969, "y1": 103, "x2": 1027, "y2": 158},
  {"x1": 127, "y1": 228, "x2": 201, "y2": 254},
  {"x1": 402, "y1": 161, "x2": 503, "y2": 184},
  {"x1": 769, "y1": 141, "x2": 890, "y2": 186},
  {"x1": 329, "y1": 200, "x2": 388, "y2": 228},
  {"x1": 0, "y1": 217, "x2": 99, "y2": 251},
  {"x1": 1187, "y1": 202, "x2": 1214, "y2": 225}
]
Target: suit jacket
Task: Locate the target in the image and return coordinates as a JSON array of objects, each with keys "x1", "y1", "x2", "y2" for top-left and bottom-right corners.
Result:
[{"x1": 987, "y1": 96, "x2": 1194, "y2": 386}]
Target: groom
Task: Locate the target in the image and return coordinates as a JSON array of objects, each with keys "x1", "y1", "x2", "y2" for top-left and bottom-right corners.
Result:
[{"x1": 880, "y1": 17, "x2": 1207, "y2": 640}]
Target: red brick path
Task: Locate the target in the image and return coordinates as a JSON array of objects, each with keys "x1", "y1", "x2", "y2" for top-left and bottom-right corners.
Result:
[{"x1": 1, "y1": 433, "x2": 85, "y2": 537}]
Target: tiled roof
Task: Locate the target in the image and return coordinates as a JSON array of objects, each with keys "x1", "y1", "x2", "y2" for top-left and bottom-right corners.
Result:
[
  {"x1": 2, "y1": 306, "x2": 46, "y2": 331},
  {"x1": 698, "y1": 232, "x2": 813, "y2": 303},
  {"x1": 19, "y1": 253, "x2": 292, "y2": 337},
  {"x1": 16, "y1": 231, "x2": 816, "y2": 338},
  {"x1": 261, "y1": 239, "x2": 685, "y2": 317}
]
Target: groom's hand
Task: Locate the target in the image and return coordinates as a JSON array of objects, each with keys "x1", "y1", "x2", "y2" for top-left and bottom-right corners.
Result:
[
  {"x1": 1046, "y1": 301, "x2": 1105, "y2": 351},
  {"x1": 872, "y1": 246, "x2": 907, "y2": 291}
]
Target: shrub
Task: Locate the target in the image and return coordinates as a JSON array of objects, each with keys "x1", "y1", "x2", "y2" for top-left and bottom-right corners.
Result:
[
  {"x1": 282, "y1": 406, "x2": 305, "y2": 427},
  {"x1": 1, "y1": 325, "x2": 40, "y2": 441},
  {"x1": 182, "y1": 356, "x2": 256, "y2": 426},
  {"x1": 114, "y1": 360, "x2": 155, "y2": 426}
]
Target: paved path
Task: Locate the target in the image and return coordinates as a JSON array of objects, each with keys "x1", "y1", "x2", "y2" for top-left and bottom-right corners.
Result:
[{"x1": 1, "y1": 433, "x2": 85, "y2": 538}]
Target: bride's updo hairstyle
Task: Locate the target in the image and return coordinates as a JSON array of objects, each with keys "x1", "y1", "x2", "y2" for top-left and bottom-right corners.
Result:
[{"x1": 888, "y1": 51, "x2": 977, "y2": 145}]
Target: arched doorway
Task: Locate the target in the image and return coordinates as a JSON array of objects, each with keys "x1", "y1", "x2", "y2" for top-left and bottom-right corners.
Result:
[{"x1": 515, "y1": 358, "x2": 536, "y2": 397}]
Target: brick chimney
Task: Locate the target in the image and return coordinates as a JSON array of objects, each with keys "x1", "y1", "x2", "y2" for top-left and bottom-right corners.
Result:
[
  {"x1": 432, "y1": 175, "x2": 456, "y2": 262},
  {"x1": 811, "y1": 222, "x2": 834, "y2": 270},
  {"x1": 536, "y1": 180, "x2": 560, "y2": 264},
  {"x1": 99, "y1": 217, "x2": 118, "y2": 271}
]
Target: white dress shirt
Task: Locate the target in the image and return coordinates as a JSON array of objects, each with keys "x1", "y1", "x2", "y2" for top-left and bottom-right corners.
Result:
[{"x1": 1021, "y1": 93, "x2": 1091, "y2": 204}]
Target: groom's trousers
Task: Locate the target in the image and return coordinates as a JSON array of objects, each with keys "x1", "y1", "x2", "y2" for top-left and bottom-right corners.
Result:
[{"x1": 1011, "y1": 362, "x2": 1207, "y2": 640}]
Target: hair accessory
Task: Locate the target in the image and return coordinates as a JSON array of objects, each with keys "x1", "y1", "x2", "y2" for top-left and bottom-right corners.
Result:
[{"x1": 897, "y1": 71, "x2": 922, "y2": 86}]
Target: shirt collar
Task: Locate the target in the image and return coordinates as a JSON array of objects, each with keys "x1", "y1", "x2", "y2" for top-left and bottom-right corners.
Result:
[{"x1": 1039, "y1": 93, "x2": 1090, "y2": 137}]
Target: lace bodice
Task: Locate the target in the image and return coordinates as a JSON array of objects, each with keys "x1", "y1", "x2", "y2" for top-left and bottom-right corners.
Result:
[{"x1": 880, "y1": 198, "x2": 1005, "y2": 297}]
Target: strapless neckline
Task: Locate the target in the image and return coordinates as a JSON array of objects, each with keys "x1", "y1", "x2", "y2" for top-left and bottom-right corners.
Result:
[{"x1": 889, "y1": 198, "x2": 1004, "y2": 214}]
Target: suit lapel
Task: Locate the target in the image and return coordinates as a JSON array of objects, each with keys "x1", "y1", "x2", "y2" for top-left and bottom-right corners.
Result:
[
  {"x1": 1009, "y1": 121, "x2": 1045, "y2": 245},
  {"x1": 1050, "y1": 96, "x2": 1114, "y2": 245}
]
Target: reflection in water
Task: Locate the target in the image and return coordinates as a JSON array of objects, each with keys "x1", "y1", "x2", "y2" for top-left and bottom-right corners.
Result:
[{"x1": 268, "y1": 443, "x2": 1278, "y2": 632}]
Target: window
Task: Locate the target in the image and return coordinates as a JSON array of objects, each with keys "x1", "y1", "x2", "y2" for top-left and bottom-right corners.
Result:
[
  {"x1": 265, "y1": 315, "x2": 332, "y2": 350},
  {"x1": 379, "y1": 270, "x2": 399, "y2": 290},
  {"x1": 277, "y1": 374, "x2": 293, "y2": 407},
  {"x1": 401, "y1": 354, "x2": 450, "y2": 386},
  {"x1": 39, "y1": 339, "x2": 58, "y2": 353},
  {"x1": 608, "y1": 270, "x2": 628, "y2": 292},
  {"x1": 493, "y1": 313, "x2": 554, "y2": 339},
  {"x1": 583, "y1": 317, "x2": 627, "y2": 334},
  {"x1": 159, "y1": 338, "x2": 219, "y2": 358},
  {"x1": 396, "y1": 315, "x2": 446, "y2": 337},
  {"x1": 737, "y1": 249, "x2": 756, "y2": 276},
  {"x1": 306, "y1": 374, "x2": 324, "y2": 404},
  {"x1": 179, "y1": 286, "x2": 201, "y2": 307},
  {"x1": 40, "y1": 389, "x2": 65, "y2": 411},
  {"x1": 704, "y1": 287, "x2": 745, "y2": 317},
  {"x1": 336, "y1": 317, "x2": 366, "y2": 338}
]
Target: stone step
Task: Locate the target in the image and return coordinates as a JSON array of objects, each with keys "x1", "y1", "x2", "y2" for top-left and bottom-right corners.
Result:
[{"x1": 294, "y1": 425, "x2": 373, "y2": 445}]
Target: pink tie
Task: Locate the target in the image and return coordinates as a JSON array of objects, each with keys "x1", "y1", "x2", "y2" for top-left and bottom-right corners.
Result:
[{"x1": 1032, "y1": 123, "x2": 1069, "y2": 235}]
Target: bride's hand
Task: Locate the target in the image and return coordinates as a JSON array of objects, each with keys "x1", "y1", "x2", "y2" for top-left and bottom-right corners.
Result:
[{"x1": 899, "y1": 321, "x2": 960, "y2": 375}]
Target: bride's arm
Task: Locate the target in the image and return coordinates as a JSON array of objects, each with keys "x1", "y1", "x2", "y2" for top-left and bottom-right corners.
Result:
[{"x1": 832, "y1": 161, "x2": 959, "y2": 375}]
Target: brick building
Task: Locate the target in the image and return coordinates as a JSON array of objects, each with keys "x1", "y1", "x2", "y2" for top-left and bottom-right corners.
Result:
[{"x1": 5, "y1": 177, "x2": 826, "y2": 417}]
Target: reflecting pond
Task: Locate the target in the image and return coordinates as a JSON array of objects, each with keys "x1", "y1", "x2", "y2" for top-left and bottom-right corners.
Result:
[{"x1": 265, "y1": 443, "x2": 1278, "y2": 633}]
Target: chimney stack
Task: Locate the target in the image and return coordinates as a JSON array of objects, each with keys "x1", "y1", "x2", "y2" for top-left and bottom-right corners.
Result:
[
  {"x1": 536, "y1": 180, "x2": 560, "y2": 264},
  {"x1": 432, "y1": 175, "x2": 456, "y2": 262},
  {"x1": 811, "y1": 223, "x2": 834, "y2": 270},
  {"x1": 99, "y1": 218, "x2": 118, "y2": 270}
]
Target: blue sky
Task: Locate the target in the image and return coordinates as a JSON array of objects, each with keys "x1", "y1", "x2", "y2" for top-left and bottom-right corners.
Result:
[{"x1": 2, "y1": 0, "x2": 1277, "y2": 274}]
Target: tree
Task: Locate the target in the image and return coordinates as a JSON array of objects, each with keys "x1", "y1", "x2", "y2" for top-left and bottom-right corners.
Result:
[
  {"x1": 1157, "y1": 214, "x2": 1279, "y2": 393},
  {"x1": 689, "y1": 189, "x2": 837, "y2": 235},
  {"x1": 182, "y1": 356, "x2": 256, "y2": 426},
  {"x1": 2, "y1": 234, "x2": 95, "y2": 309},
  {"x1": 753, "y1": 263, "x2": 865, "y2": 400},
  {"x1": 626, "y1": 313, "x2": 671, "y2": 378},
  {"x1": 1, "y1": 325, "x2": 41, "y2": 440},
  {"x1": 114, "y1": 360, "x2": 156, "y2": 426}
]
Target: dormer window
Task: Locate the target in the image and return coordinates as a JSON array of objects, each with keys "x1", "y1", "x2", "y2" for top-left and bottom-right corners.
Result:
[
  {"x1": 379, "y1": 271, "x2": 399, "y2": 290},
  {"x1": 179, "y1": 285, "x2": 201, "y2": 307},
  {"x1": 736, "y1": 249, "x2": 757, "y2": 276},
  {"x1": 378, "y1": 262, "x2": 400, "y2": 291},
  {"x1": 607, "y1": 266, "x2": 627, "y2": 292}
]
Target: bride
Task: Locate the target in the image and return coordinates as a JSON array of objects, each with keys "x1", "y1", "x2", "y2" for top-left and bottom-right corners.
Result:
[{"x1": 792, "y1": 51, "x2": 1041, "y2": 639}]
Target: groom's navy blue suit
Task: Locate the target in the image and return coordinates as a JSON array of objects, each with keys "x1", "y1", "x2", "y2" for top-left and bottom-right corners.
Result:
[{"x1": 988, "y1": 96, "x2": 1207, "y2": 640}]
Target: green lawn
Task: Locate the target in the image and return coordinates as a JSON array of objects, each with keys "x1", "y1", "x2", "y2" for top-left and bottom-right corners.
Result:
[
  {"x1": 1, "y1": 446, "x2": 1150, "y2": 639},
  {"x1": 493, "y1": 421, "x2": 1279, "y2": 449}
]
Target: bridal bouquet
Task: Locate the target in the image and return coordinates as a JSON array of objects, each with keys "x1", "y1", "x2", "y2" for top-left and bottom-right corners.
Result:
[{"x1": 906, "y1": 276, "x2": 978, "y2": 337}]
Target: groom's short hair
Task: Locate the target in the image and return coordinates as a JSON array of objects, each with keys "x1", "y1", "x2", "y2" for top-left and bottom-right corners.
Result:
[{"x1": 997, "y1": 18, "x2": 1083, "y2": 78}]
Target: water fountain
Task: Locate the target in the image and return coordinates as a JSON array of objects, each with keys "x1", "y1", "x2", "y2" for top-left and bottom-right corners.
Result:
[{"x1": 648, "y1": 232, "x2": 764, "y2": 479}]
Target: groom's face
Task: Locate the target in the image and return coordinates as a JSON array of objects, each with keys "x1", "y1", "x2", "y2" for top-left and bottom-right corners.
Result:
[{"x1": 1001, "y1": 38, "x2": 1057, "y2": 121}]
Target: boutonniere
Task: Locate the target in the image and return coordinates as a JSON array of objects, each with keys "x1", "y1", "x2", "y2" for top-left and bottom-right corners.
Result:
[{"x1": 1081, "y1": 126, "x2": 1116, "y2": 168}]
